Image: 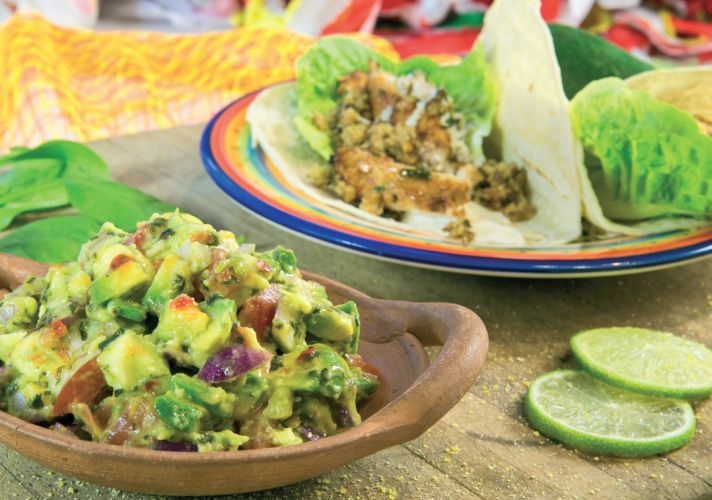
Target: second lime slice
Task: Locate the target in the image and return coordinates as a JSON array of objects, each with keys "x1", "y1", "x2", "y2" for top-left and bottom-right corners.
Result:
[
  {"x1": 525, "y1": 369, "x2": 696, "y2": 457},
  {"x1": 571, "y1": 327, "x2": 712, "y2": 399}
]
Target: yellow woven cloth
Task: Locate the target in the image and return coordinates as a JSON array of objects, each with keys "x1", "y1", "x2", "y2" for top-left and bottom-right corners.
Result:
[{"x1": 0, "y1": 14, "x2": 397, "y2": 153}]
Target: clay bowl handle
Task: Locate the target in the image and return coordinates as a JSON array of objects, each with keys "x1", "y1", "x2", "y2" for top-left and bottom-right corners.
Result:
[
  {"x1": 305, "y1": 272, "x2": 489, "y2": 445},
  {"x1": 0, "y1": 253, "x2": 50, "y2": 296}
]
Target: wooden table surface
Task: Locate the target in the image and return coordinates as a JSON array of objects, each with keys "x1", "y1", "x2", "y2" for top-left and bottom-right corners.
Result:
[{"x1": 1, "y1": 124, "x2": 711, "y2": 500}]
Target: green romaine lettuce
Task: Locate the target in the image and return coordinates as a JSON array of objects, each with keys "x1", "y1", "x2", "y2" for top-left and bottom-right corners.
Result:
[
  {"x1": 293, "y1": 36, "x2": 497, "y2": 163},
  {"x1": 570, "y1": 77, "x2": 712, "y2": 220}
]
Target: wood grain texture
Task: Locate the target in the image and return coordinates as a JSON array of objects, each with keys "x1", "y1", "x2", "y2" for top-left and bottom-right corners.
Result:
[{"x1": 0, "y1": 124, "x2": 710, "y2": 499}]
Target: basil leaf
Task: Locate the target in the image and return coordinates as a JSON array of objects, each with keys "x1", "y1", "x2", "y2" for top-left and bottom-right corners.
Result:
[
  {"x1": 0, "y1": 140, "x2": 110, "y2": 179},
  {"x1": 0, "y1": 141, "x2": 110, "y2": 229},
  {"x1": 0, "y1": 158, "x2": 63, "y2": 195},
  {"x1": 0, "y1": 146, "x2": 31, "y2": 163},
  {"x1": 0, "y1": 182, "x2": 69, "y2": 230},
  {"x1": 0, "y1": 215, "x2": 101, "y2": 264},
  {"x1": 66, "y1": 177, "x2": 176, "y2": 231}
]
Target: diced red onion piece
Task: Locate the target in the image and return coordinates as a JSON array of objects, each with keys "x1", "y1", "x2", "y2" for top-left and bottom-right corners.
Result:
[
  {"x1": 154, "y1": 440, "x2": 198, "y2": 452},
  {"x1": 296, "y1": 425, "x2": 325, "y2": 441},
  {"x1": 197, "y1": 344, "x2": 272, "y2": 383}
]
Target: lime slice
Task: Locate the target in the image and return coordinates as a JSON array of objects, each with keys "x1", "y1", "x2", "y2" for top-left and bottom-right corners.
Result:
[
  {"x1": 525, "y1": 369, "x2": 696, "y2": 457},
  {"x1": 571, "y1": 327, "x2": 712, "y2": 399}
]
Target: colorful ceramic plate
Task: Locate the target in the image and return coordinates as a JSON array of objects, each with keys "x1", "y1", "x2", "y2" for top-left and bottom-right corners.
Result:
[{"x1": 200, "y1": 89, "x2": 712, "y2": 278}]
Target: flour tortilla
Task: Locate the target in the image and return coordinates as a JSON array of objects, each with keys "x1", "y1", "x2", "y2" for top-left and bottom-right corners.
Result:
[{"x1": 476, "y1": 0, "x2": 582, "y2": 245}]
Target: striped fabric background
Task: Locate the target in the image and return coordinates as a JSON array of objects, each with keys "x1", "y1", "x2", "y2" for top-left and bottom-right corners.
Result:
[{"x1": 0, "y1": 13, "x2": 395, "y2": 153}]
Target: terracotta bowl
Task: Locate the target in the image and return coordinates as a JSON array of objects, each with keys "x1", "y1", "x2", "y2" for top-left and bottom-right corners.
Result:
[{"x1": 0, "y1": 253, "x2": 488, "y2": 496}]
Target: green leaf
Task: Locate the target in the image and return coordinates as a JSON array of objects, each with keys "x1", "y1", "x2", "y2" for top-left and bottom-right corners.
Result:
[
  {"x1": 0, "y1": 140, "x2": 110, "y2": 180},
  {"x1": 0, "y1": 146, "x2": 31, "y2": 163},
  {"x1": 0, "y1": 140, "x2": 111, "y2": 228},
  {"x1": 0, "y1": 181, "x2": 69, "y2": 230},
  {"x1": 65, "y1": 177, "x2": 176, "y2": 231},
  {"x1": 294, "y1": 36, "x2": 396, "y2": 160},
  {"x1": 0, "y1": 215, "x2": 101, "y2": 264},
  {"x1": 0, "y1": 158, "x2": 63, "y2": 195},
  {"x1": 570, "y1": 77, "x2": 712, "y2": 219},
  {"x1": 293, "y1": 36, "x2": 497, "y2": 162}
]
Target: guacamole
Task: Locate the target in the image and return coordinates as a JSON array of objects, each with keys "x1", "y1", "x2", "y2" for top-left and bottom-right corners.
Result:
[{"x1": 0, "y1": 212, "x2": 379, "y2": 451}]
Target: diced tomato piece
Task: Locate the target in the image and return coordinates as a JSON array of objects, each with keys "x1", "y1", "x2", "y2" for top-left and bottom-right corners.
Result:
[
  {"x1": 297, "y1": 345, "x2": 318, "y2": 362},
  {"x1": 109, "y1": 254, "x2": 131, "y2": 270},
  {"x1": 256, "y1": 259, "x2": 272, "y2": 273},
  {"x1": 40, "y1": 320, "x2": 70, "y2": 352},
  {"x1": 345, "y1": 354, "x2": 381, "y2": 378},
  {"x1": 105, "y1": 395, "x2": 156, "y2": 446},
  {"x1": 171, "y1": 295, "x2": 198, "y2": 310},
  {"x1": 49, "y1": 319, "x2": 68, "y2": 337},
  {"x1": 210, "y1": 247, "x2": 230, "y2": 265},
  {"x1": 124, "y1": 224, "x2": 148, "y2": 250},
  {"x1": 237, "y1": 286, "x2": 281, "y2": 342},
  {"x1": 51, "y1": 357, "x2": 107, "y2": 417},
  {"x1": 189, "y1": 231, "x2": 215, "y2": 244}
]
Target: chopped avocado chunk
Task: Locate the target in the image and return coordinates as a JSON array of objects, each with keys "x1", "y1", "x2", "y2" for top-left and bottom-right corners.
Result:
[
  {"x1": 151, "y1": 294, "x2": 236, "y2": 368},
  {"x1": 227, "y1": 371, "x2": 270, "y2": 421},
  {"x1": 89, "y1": 256, "x2": 155, "y2": 305},
  {"x1": 269, "y1": 426, "x2": 302, "y2": 447},
  {"x1": 151, "y1": 294, "x2": 209, "y2": 366},
  {"x1": 190, "y1": 296, "x2": 237, "y2": 367},
  {"x1": 155, "y1": 393, "x2": 207, "y2": 432},
  {"x1": 263, "y1": 385, "x2": 294, "y2": 420},
  {"x1": 97, "y1": 330, "x2": 170, "y2": 392},
  {"x1": 192, "y1": 429, "x2": 249, "y2": 451},
  {"x1": 270, "y1": 288, "x2": 312, "y2": 352},
  {"x1": 77, "y1": 222, "x2": 130, "y2": 274},
  {"x1": 270, "y1": 343, "x2": 350, "y2": 399},
  {"x1": 306, "y1": 301, "x2": 357, "y2": 342},
  {"x1": 353, "y1": 370, "x2": 380, "y2": 400},
  {"x1": 10, "y1": 327, "x2": 70, "y2": 384},
  {"x1": 107, "y1": 299, "x2": 147, "y2": 323},
  {"x1": 169, "y1": 373, "x2": 236, "y2": 419},
  {"x1": 0, "y1": 330, "x2": 27, "y2": 364},
  {"x1": 0, "y1": 296, "x2": 38, "y2": 334},
  {"x1": 39, "y1": 263, "x2": 91, "y2": 324},
  {"x1": 142, "y1": 254, "x2": 194, "y2": 315},
  {"x1": 270, "y1": 246, "x2": 298, "y2": 273}
]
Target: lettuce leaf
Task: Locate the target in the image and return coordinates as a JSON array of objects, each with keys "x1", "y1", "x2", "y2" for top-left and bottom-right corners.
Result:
[
  {"x1": 293, "y1": 36, "x2": 497, "y2": 163},
  {"x1": 570, "y1": 77, "x2": 712, "y2": 220}
]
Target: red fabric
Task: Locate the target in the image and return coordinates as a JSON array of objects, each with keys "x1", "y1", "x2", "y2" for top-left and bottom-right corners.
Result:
[
  {"x1": 540, "y1": 0, "x2": 561, "y2": 21},
  {"x1": 376, "y1": 27, "x2": 480, "y2": 56},
  {"x1": 671, "y1": 15, "x2": 712, "y2": 37},
  {"x1": 605, "y1": 24, "x2": 652, "y2": 51},
  {"x1": 323, "y1": 0, "x2": 383, "y2": 34}
]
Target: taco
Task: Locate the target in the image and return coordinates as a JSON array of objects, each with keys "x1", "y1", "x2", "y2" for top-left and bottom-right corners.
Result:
[
  {"x1": 246, "y1": 0, "x2": 583, "y2": 247},
  {"x1": 570, "y1": 66, "x2": 712, "y2": 236}
]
